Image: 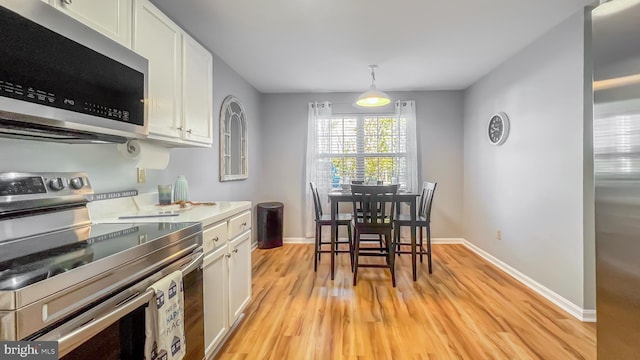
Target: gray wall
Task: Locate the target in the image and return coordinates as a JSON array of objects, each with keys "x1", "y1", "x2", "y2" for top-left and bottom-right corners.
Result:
[
  {"x1": 260, "y1": 91, "x2": 464, "y2": 239},
  {"x1": 147, "y1": 54, "x2": 262, "y2": 202},
  {"x1": 463, "y1": 10, "x2": 595, "y2": 309}
]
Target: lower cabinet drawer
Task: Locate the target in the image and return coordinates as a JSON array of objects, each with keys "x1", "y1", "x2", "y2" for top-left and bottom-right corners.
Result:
[
  {"x1": 228, "y1": 211, "x2": 251, "y2": 239},
  {"x1": 203, "y1": 222, "x2": 228, "y2": 254}
]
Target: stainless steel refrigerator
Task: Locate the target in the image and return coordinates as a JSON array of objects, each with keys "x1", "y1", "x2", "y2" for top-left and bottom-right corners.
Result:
[{"x1": 593, "y1": 1, "x2": 640, "y2": 358}]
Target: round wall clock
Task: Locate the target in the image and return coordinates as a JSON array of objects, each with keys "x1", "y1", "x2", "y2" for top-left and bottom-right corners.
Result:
[{"x1": 487, "y1": 112, "x2": 510, "y2": 145}]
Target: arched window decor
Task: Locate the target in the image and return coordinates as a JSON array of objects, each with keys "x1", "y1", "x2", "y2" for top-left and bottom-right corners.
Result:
[{"x1": 220, "y1": 95, "x2": 248, "y2": 181}]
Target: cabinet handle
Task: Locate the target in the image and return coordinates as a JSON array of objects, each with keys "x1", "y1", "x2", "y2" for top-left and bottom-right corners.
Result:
[
  {"x1": 213, "y1": 236, "x2": 219, "y2": 242},
  {"x1": 177, "y1": 126, "x2": 184, "y2": 131},
  {"x1": 233, "y1": 249, "x2": 238, "y2": 253},
  {"x1": 225, "y1": 253, "x2": 232, "y2": 258},
  {"x1": 186, "y1": 129, "x2": 193, "y2": 134},
  {"x1": 62, "y1": 0, "x2": 72, "y2": 4},
  {"x1": 241, "y1": 222, "x2": 247, "y2": 226}
]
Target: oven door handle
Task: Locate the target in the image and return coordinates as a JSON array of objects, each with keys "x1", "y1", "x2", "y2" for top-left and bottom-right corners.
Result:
[
  {"x1": 56, "y1": 252, "x2": 203, "y2": 356},
  {"x1": 57, "y1": 288, "x2": 155, "y2": 356},
  {"x1": 181, "y1": 251, "x2": 204, "y2": 275}
]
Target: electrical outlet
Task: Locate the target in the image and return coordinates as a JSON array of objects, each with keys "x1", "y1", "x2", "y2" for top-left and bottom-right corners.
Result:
[
  {"x1": 137, "y1": 168, "x2": 146, "y2": 184},
  {"x1": 497, "y1": 230, "x2": 502, "y2": 240}
]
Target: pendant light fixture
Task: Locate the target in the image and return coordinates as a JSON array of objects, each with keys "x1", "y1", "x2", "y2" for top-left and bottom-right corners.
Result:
[{"x1": 356, "y1": 65, "x2": 391, "y2": 107}]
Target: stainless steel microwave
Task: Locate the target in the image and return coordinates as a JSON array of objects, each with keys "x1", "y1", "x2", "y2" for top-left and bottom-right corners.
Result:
[{"x1": 0, "y1": 0, "x2": 148, "y2": 144}]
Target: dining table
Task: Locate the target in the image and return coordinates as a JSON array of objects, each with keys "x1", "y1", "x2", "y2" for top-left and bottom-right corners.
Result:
[{"x1": 327, "y1": 188, "x2": 422, "y2": 281}]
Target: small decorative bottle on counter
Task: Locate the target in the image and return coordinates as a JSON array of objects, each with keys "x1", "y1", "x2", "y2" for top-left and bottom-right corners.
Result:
[{"x1": 173, "y1": 175, "x2": 189, "y2": 202}]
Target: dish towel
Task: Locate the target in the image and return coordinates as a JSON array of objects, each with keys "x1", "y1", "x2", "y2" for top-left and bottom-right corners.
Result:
[{"x1": 144, "y1": 270, "x2": 186, "y2": 360}]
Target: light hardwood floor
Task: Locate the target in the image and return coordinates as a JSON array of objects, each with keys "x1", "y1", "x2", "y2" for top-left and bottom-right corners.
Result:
[{"x1": 215, "y1": 244, "x2": 596, "y2": 359}]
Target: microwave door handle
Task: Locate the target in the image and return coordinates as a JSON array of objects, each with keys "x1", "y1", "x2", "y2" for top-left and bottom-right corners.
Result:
[
  {"x1": 56, "y1": 288, "x2": 155, "y2": 357},
  {"x1": 181, "y1": 252, "x2": 204, "y2": 275}
]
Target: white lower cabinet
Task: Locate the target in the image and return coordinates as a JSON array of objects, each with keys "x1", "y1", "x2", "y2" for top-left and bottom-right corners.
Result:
[
  {"x1": 228, "y1": 232, "x2": 252, "y2": 325},
  {"x1": 203, "y1": 245, "x2": 229, "y2": 356},
  {"x1": 203, "y1": 210, "x2": 252, "y2": 359}
]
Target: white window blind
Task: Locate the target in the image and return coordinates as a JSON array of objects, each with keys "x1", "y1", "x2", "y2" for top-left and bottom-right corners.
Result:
[{"x1": 315, "y1": 114, "x2": 409, "y2": 190}]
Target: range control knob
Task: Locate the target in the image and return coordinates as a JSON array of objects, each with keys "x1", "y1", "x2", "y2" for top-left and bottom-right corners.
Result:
[
  {"x1": 69, "y1": 177, "x2": 84, "y2": 189},
  {"x1": 48, "y1": 178, "x2": 66, "y2": 191}
]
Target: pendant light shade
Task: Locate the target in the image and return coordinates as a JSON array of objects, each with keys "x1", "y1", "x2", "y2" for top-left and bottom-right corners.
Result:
[{"x1": 356, "y1": 65, "x2": 391, "y2": 107}]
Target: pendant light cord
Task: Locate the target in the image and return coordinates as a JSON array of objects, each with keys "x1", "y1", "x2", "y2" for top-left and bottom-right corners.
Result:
[{"x1": 370, "y1": 65, "x2": 377, "y2": 88}]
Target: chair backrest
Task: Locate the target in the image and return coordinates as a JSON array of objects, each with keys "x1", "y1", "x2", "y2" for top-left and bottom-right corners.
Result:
[
  {"x1": 351, "y1": 184, "x2": 399, "y2": 225},
  {"x1": 309, "y1": 182, "x2": 323, "y2": 220},
  {"x1": 417, "y1": 181, "x2": 428, "y2": 216},
  {"x1": 419, "y1": 182, "x2": 437, "y2": 221}
]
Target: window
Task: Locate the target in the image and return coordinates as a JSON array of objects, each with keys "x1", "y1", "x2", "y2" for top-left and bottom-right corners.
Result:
[{"x1": 315, "y1": 114, "x2": 408, "y2": 190}]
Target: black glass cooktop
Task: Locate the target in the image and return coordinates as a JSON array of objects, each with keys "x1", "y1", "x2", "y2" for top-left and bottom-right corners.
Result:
[{"x1": 0, "y1": 222, "x2": 198, "y2": 290}]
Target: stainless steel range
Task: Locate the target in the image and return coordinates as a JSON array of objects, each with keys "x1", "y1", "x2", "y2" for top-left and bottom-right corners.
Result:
[{"x1": 0, "y1": 172, "x2": 204, "y2": 359}]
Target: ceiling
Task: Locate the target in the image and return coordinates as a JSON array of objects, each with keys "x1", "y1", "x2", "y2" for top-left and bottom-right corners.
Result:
[{"x1": 150, "y1": 0, "x2": 595, "y2": 93}]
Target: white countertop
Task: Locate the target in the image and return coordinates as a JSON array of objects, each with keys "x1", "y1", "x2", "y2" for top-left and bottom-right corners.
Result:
[{"x1": 89, "y1": 192, "x2": 251, "y2": 228}]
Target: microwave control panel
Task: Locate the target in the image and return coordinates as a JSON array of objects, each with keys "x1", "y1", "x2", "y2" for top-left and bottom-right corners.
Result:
[{"x1": 0, "y1": 80, "x2": 132, "y2": 122}]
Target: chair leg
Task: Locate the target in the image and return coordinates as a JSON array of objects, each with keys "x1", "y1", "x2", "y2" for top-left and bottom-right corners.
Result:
[
  {"x1": 353, "y1": 230, "x2": 360, "y2": 286},
  {"x1": 427, "y1": 223, "x2": 433, "y2": 274},
  {"x1": 317, "y1": 225, "x2": 322, "y2": 262},
  {"x1": 394, "y1": 226, "x2": 400, "y2": 256},
  {"x1": 314, "y1": 223, "x2": 319, "y2": 272},
  {"x1": 388, "y1": 230, "x2": 396, "y2": 287},
  {"x1": 419, "y1": 226, "x2": 423, "y2": 264},
  {"x1": 378, "y1": 234, "x2": 383, "y2": 252},
  {"x1": 347, "y1": 224, "x2": 354, "y2": 271}
]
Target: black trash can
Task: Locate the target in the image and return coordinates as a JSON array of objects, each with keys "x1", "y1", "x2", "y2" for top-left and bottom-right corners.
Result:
[{"x1": 257, "y1": 202, "x2": 283, "y2": 249}]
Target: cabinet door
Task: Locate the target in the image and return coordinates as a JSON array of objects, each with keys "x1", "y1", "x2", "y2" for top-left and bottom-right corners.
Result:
[
  {"x1": 53, "y1": 0, "x2": 132, "y2": 47},
  {"x1": 203, "y1": 245, "x2": 229, "y2": 358},
  {"x1": 133, "y1": 0, "x2": 181, "y2": 139},
  {"x1": 182, "y1": 33, "x2": 213, "y2": 145},
  {"x1": 228, "y1": 232, "x2": 252, "y2": 325}
]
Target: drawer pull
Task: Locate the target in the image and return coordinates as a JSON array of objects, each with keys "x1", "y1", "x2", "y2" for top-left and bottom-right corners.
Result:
[
  {"x1": 241, "y1": 222, "x2": 247, "y2": 226},
  {"x1": 233, "y1": 249, "x2": 238, "y2": 253},
  {"x1": 213, "y1": 236, "x2": 219, "y2": 242},
  {"x1": 225, "y1": 254, "x2": 232, "y2": 258}
]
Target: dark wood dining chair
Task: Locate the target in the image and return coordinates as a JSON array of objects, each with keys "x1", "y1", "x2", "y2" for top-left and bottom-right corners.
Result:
[
  {"x1": 350, "y1": 184, "x2": 399, "y2": 287},
  {"x1": 394, "y1": 181, "x2": 437, "y2": 274},
  {"x1": 309, "y1": 182, "x2": 353, "y2": 272}
]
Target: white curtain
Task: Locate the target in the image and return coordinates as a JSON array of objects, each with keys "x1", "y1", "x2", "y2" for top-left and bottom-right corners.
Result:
[
  {"x1": 305, "y1": 101, "x2": 332, "y2": 238},
  {"x1": 396, "y1": 100, "x2": 418, "y2": 193}
]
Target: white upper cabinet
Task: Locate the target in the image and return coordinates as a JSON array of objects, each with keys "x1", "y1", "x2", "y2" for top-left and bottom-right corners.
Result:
[
  {"x1": 133, "y1": 0, "x2": 182, "y2": 140},
  {"x1": 182, "y1": 33, "x2": 213, "y2": 145},
  {"x1": 131, "y1": 0, "x2": 213, "y2": 147},
  {"x1": 51, "y1": 0, "x2": 132, "y2": 48}
]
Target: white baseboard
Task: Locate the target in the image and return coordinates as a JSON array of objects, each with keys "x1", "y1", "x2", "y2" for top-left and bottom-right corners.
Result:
[
  {"x1": 284, "y1": 237, "x2": 357, "y2": 244},
  {"x1": 582, "y1": 309, "x2": 597, "y2": 322},
  {"x1": 460, "y1": 239, "x2": 596, "y2": 322},
  {"x1": 432, "y1": 238, "x2": 465, "y2": 244},
  {"x1": 284, "y1": 237, "x2": 315, "y2": 244}
]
